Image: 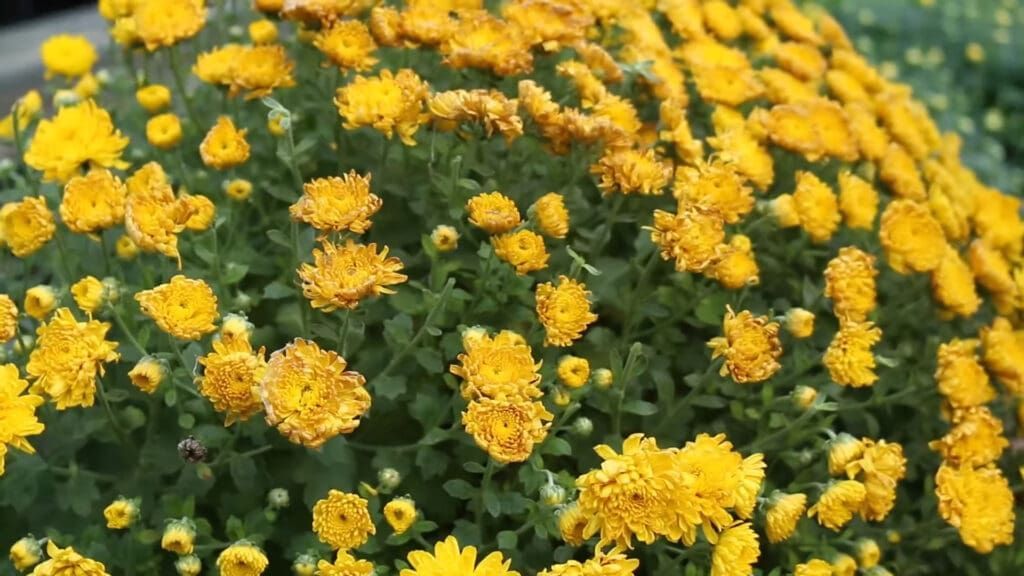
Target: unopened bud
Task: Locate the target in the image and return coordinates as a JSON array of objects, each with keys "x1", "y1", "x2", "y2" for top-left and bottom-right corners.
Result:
[
  {"x1": 177, "y1": 436, "x2": 208, "y2": 463},
  {"x1": 175, "y1": 554, "x2": 201, "y2": 576},
  {"x1": 293, "y1": 553, "x2": 318, "y2": 576},
  {"x1": 267, "y1": 488, "x2": 290, "y2": 509},
  {"x1": 571, "y1": 417, "x2": 593, "y2": 436},
  {"x1": 378, "y1": 467, "x2": 401, "y2": 490},
  {"x1": 592, "y1": 368, "x2": 613, "y2": 389},
  {"x1": 792, "y1": 385, "x2": 817, "y2": 410},
  {"x1": 540, "y1": 483, "x2": 566, "y2": 506}
]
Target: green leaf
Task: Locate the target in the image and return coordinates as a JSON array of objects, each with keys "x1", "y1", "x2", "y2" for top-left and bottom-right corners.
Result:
[
  {"x1": 262, "y1": 281, "x2": 294, "y2": 300},
  {"x1": 266, "y1": 229, "x2": 291, "y2": 248},
  {"x1": 443, "y1": 479, "x2": 475, "y2": 500},
  {"x1": 178, "y1": 413, "x2": 196, "y2": 429},
  {"x1": 484, "y1": 490, "x2": 501, "y2": 517},
  {"x1": 497, "y1": 530, "x2": 518, "y2": 550},
  {"x1": 622, "y1": 400, "x2": 658, "y2": 416},
  {"x1": 690, "y1": 395, "x2": 727, "y2": 408},
  {"x1": 229, "y1": 456, "x2": 257, "y2": 492},
  {"x1": 416, "y1": 447, "x2": 449, "y2": 479},
  {"x1": 104, "y1": 388, "x2": 130, "y2": 402},
  {"x1": 695, "y1": 294, "x2": 727, "y2": 326},
  {"x1": 541, "y1": 437, "x2": 572, "y2": 456},
  {"x1": 414, "y1": 348, "x2": 444, "y2": 374},
  {"x1": 226, "y1": 516, "x2": 246, "y2": 541},
  {"x1": 375, "y1": 375, "x2": 407, "y2": 400}
]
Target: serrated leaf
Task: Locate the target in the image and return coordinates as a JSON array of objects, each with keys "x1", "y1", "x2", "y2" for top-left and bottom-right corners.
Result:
[{"x1": 374, "y1": 375, "x2": 407, "y2": 400}]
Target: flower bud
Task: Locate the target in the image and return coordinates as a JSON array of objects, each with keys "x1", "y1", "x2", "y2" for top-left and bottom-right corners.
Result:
[
  {"x1": 784, "y1": 308, "x2": 815, "y2": 339},
  {"x1": 94, "y1": 69, "x2": 111, "y2": 84},
  {"x1": 177, "y1": 436, "x2": 208, "y2": 463},
  {"x1": 175, "y1": 554, "x2": 201, "y2": 576},
  {"x1": 855, "y1": 538, "x2": 881, "y2": 569},
  {"x1": 592, "y1": 368, "x2": 613, "y2": 389},
  {"x1": 430, "y1": 225, "x2": 460, "y2": 252},
  {"x1": 886, "y1": 530, "x2": 900, "y2": 544},
  {"x1": 571, "y1": 416, "x2": 593, "y2": 436},
  {"x1": 827, "y1": 433, "x2": 864, "y2": 476},
  {"x1": 234, "y1": 291, "x2": 254, "y2": 310},
  {"x1": 220, "y1": 313, "x2": 254, "y2": 343},
  {"x1": 24, "y1": 285, "x2": 57, "y2": 320},
  {"x1": 12, "y1": 335, "x2": 34, "y2": 355},
  {"x1": 228, "y1": 24, "x2": 244, "y2": 39},
  {"x1": 103, "y1": 497, "x2": 140, "y2": 529},
  {"x1": 162, "y1": 518, "x2": 197, "y2": 555},
  {"x1": 552, "y1": 387, "x2": 571, "y2": 407},
  {"x1": 830, "y1": 553, "x2": 857, "y2": 576},
  {"x1": 53, "y1": 89, "x2": 80, "y2": 108},
  {"x1": 460, "y1": 325, "x2": 487, "y2": 346},
  {"x1": 101, "y1": 277, "x2": 121, "y2": 304},
  {"x1": 557, "y1": 355, "x2": 590, "y2": 389},
  {"x1": 792, "y1": 385, "x2": 817, "y2": 410},
  {"x1": 267, "y1": 488, "x2": 290, "y2": 509},
  {"x1": 9, "y1": 536, "x2": 43, "y2": 572},
  {"x1": 116, "y1": 235, "x2": 139, "y2": 260},
  {"x1": 293, "y1": 553, "x2": 318, "y2": 576},
  {"x1": 378, "y1": 467, "x2": 401, "y2": 490},
  {"x1": 249, "y1": 19, "x2": 278, "y2": 44},
  {"x1": 224, "y1": 178, "x2": 254, "y2": 202},
  {"x1": 540, "y1": 483, "x2": 566, "y2": 506},
  {"x1": 128, "y1": 356, "x2": 166, "y2": 394},
  {"x1": 383, "y1": 497, "x2": 417, "y2": 534}
]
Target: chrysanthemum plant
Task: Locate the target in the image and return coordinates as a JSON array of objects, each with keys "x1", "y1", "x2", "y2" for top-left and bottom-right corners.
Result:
[{"x1": 1, "y1": 1, "x2": 1023, "y2": 575}]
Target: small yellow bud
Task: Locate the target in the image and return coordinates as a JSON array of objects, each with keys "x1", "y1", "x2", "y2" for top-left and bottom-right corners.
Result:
[
  {"x1": 430, "y1": 225, "x2": 460, "y2": 252},
  {"x1": 592, "y1": 368, "x2": 613, "y2": 389},
  {"x1": 792, "y1": 385, "x2": 817, "y2": 410},
  {"x1": 116, "y1": 235, "x2": 139, "y2": 260},
  {"x1": 557, "y1": 355, "x2": 590, "y2": 389},
  {"x1": 175, "y1": 555, "x2": 201, "y2": 576},
  {"x1": 9, "y1": 537, "x2": 43, "y2": 572},
  {"x1": 856, "y1": 538, "x2": 881, "y2": 569},
  {"x1": 785, "y1": 308, "x2": 815, "y2": 339},
  {"x1": 249, "y1": 19, "x2": 278, "y2": 44},
  {"x1": 383, "y1": 497, "x2": 417, "y2": 534},
  {"x1": 24, "y1": 285, "x2": 57, "y2": 320},
  {"x1": 104, "y1": 497, "x2": 140, "y2": 529},
  {"x1": 162, "y1": 518, "x2": 197, "y2": 555},
  {"x1": 552, "y1": 387, "x2": 571, "y2": 407}
]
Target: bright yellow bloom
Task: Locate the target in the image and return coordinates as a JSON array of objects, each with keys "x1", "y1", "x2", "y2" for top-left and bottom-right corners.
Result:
[
  {"x1": 847, "y1": 439, "x2": 907, "y2": 522},
  {"x1": 532, "y1": 193, "x2": 570, "y2": 239},
  {"x1": 313, "y1": 490, "x2": 375, "y2": 550},
  {"x1": 401, "y1": 536, "x2": 519, "y2": 576},
  {"x1": 231, "y1": 44, "x2": 296, "y2": 99},
  {"x1": 315, "y1": 20, "x2": 378, "y2": 71},
  {"x1": 30, "y1": 541, "x2": 109, "y2": 576},
  {"x1": 134, "y1": 0, "x2": 206, "y2": 51},
  {"x1": 136, "y1": 276, "x2": 218, "y2": 341},
  {"x1": 384, "y1": 497, "x2": 417, "y2": 535},
  {"x1": 592, "y1": 147, "x2": 671, "y2": 196},
  {"x1": 651, "y1": 205, "x2": 726, "y2": 273},
  {"x1": 0, "y1": 364, "x2": 45, "y2": 476},
  {"x1": 0, "y1": 295, "x2": 17, "y2": 343},
  {"x1": 254, "y1": 0, "x2": 284, "y2": 13},
  {"x1": 503, "y1": 0, "x2": 592, "y2": 51},
  {"x1": 831, "y1": 554, "x2": 857, "y2": 576},
  {"x1": 539, "y1": 552, "x2": 640, "y2": 576},
  {"x1": 219, "y1": 313, "x2": 253, "y2": 344},
  {"x1": 123, "y1": 165, "x2": 193, "y2": 263},
  {"x1": 161, "y1": 518, "x2": 196, "y2": 555},
  {"x1": 103, "y1": 498, "x2": 139, "y2": 529},
  {"x1": 676, "y1": 433, "x2": 766, "y2": 524},
  {"x1": 969, "y1": 240, "x2": 1016, "y2": 298},
  {"x1": 61, "y1": 169, "x2": 126, "y2": 234},
  {"x1": 115, "y1": 235, "x2": 138, "y2": 260},
  {"x1": 930, "y1": 406, "x2": 1008, "y2": 468},
  {"x1": 786, "y1": 171, "x2": 840, "y2": 243},
  {"x1": 26, "y1": 308, "x2": 119, "y2": 409},
  {"x1": 536, "y1": 277, "x2": 597, "y2": 347},
  {"x1": 431, "y1": 225, "x2": 459, "y2": 252},
  {"x1": 765, "y1": 492, "x2": 807, "y2": 543},
  {"x1": 935, "y1": 339, "x2": 995, "y2": 408},
  {"x1": 193, "y1": 44, "x2": 245, "y2": 87},
  {"x1": 335, "y1": 69, "x2": 430, "y2": 146},
  {"x1": 225, "y1": 178, "x2": 253, "y2": 202},
  {"x1": 216, "y1": 542, "x2": 268, "y2": 576},
  {"x1": 828, "y1": 433, "x2": 865, "y2": 476},
  {"x1": 794, "y1": 559, "x2": 832, "y2": 576},
  {"x1": 368, "y1": 5, "x2": 402, "y2": 46},
  {"x1": 290, "y1": 172, "x2": 382, "y2": 234},
  {"x1": 931, "y1": 247, "x2": 981, "y2": 318},
  {"x1": 450, "y1": 329, "x2": 542, "y2": 402},
  {"x1": 935, "y1": 463, "x2": 1015, "y2": 554},
  {"x1": 260, "y1": 338, "x2": 370, "y2": 448},
  {"x1": 197, "y1": 337, "x2": 267, "y2": 426},
  {"x1": 40, "y1": 34, "x2": 97, "y2": 78},
  {"x1": 24, "y1": 100, "x2": 128, "y2": 183},
  {"x1": 128, "y1": 356, "x2": 166, "y2": 394},
  {"x1": 846, "y1": 103, "x2": 889, "y2": 161},
  {"x1": 879, "y1": 143, "x2": 926, "y2": 200},
  {"x1": 674, "y1": 159, "x2": 753, "y2": 225},
  {"x1": 463, "y1": 398, "x2": 552, "y2": 463},
  {"x1": 248, "y1": 19, "x2": 278, "y2": 44},
  {"x1": 784, "y1": 308, "x2": 815, "y2": 339},
  {"x1": 824, "y1": 319, "x2": 883, "y2": 388},
  {"x1": 71, "y1": 276, "x2": 105, "y2": 316},
  {"x1": 2, "y1": 197, "x2": 55, "y2": 257},
  {"x1": 824, "y1": 247, "x2": 878, "y2": 322},
  {"x1": 708, "y1": 307, "x2": 782, "y2": 384},
  {"x1": 298, "y1": 240, "x2": 406, "y2": 312},
  {"x1": 556, "y1": 356, "x2": 590, "y2": 389},
  {"x1": 709, "y1": 235, "x2": 760, "y2": 290},
  {"x1": 972, "y1": 187, "x2": 1024, "y2": 254},
  {"x1": 838, "y1": 171, "x2": 878, "y2": 230},
  {"x1": 0, "y1": 90, "x2": 43, "y2": 139},
  {"x1": 136, "y1": 84, "x2": 172, "y2": 113},
  {"x1": 808, "y1": 480, "x2": 867, "y2": 531},
  {"x1": 855, "y1": 539, "x2": 881, "y2": 569},
  {"x1": 441, "y1": 10, "x2": 533, "y2": 77},
  {"x1": 316, "y1": 551, "x2": 373, "y2": 576},
  {"x1": 879, "y1": 200, "x2": 946, "y2": 275},
  {"x1": 711, "y1": 522, "x2": 760, "y2": 576},
  {"x1": 200, "y1": 116, "x2": 250, "y2": 169},
  {"x1": 428, "y1": 89, "x2": 523, "y2": 143},
  {"x1": 492, "y1": 230, "x2": 549, "y2": 275},
  {"x1": 467, "y1": 192, "x2": 521, "y2": 235},
  {"x1": 146, "y1": 113, "x2": 183, "y2": 149},
  {"x1": 558, "y1": 502, "x2": 587, "y2": 546},
  {"x1": 9, "y1": 537, "x2": 42, "y2": 572},
  {"x1": 24, "y1": 286, "x2": 57, "y2": 321}
]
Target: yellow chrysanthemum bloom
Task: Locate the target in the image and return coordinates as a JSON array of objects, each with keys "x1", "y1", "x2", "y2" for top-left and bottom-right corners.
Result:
[
  {"x1": 847, "y1": 439, "x2": 907, "y2": 522},
  {"x1": 492, "y1": 230, "x2": 549, "y2": 275},
  {"x1": 824, "y1": 247, "x2": 878, "y2": 322},
  {"x1": 26, "y1": 308, "x2": 119, "y2": 410},
  {"x1": 429, "y1": 89, "x2": 523, "y2": 142},
  {"x1": 536, "y1": 276, "x2": 597, "y2": 347},
  {"x1": 0, "y1": 89, "x2": 43, "y2": 139},
  {"x1": 135, "y1": 276, "x2": 218, "y2": 341},
  {"x1": 219, "y1": 313, "x2": 253, "y2": 344},
  {"x1": 462, "y1": 398, "x2": 552, "y2": 463},
  {"x1": 290, "y1": 172, "x2": 382, "y2": 234},
  {"x1": 558, "y1": 502, "x2": 587, "y2": 546},
  {"x1": 40, "y1": 34, "x2": 97, "y2": 78},
  {"x1": 441, "y1": 10, "x2": 533, "y2": 77},
  {"x1": 879, "y1": 199, "x2": 946, "y2": 275},
  {"x1": 383, "y1": 497, "x2": 417, "y2": 535},
  {"x1": 124, "y1": 166, "x2": 192, "y2": 263},
  {"x1": 216, "y1": 542, "x2": 268, "y2": 576},
  {"x1": 808, "y1": 480, "x2": 867, "y2": 531},
  {"x1": 197, "y1": 337, "x2": 267, "y2": 426},
  {"x1": 103, "y1": 498, "x2": 139, "y2": 530},
  {"x1": 30, "y1": 541, "x2": 109, "y2": 576},
  {"x1": 23, "y1": 286, "x2": 57, "y2": 321},
  {"x1": 557, "y1": 356, "x2": 591, "y2": 389},
  {"x1": 837, "y1": 171, "x2": 878, "y2": 230},
  {"x1": 0, "y1": 364, "x2": 45, "y2": 476},
  {"x1": 60, "y1": 169, "x2": 126, "y2": 234},
  {"x1": 181, "y1": 194, "x2": 215, "y2": 232},
  {"x1": 784, "y1": 308, "x2": 815, "y2": 339},
  {"x1": 935, "y1": 339, "x2": 995, "y2": 408},
  {"x1": 831, "y1": 554, "x2": 857, "y2": 576},
  {"x1": 765, "y1": 491, "x2": 807, "y2": 543},
  {"x1": 0, "y1": 295, "x2": 17, "y2": 343},
  {"x1": 677, "y1": 433, "x2": 766, "y2": 523},
  {"x1": 879, "y1": 144, "x2": 926, "y2": 201},
  {"x1": 709, "y1": 235, "x2": 760, "y2": 290},
  {"x1": 127, "y1": 356, "x2": 166, "y2": 394},
  {"x1": 794, "y1": 559, "x2": 832, "y2": 576},
  {"x1": 539, "y1": 552, "x2": 640, "y2": 576},
  {"x1": 136, "y1": 84, "x2": 172, "y2": 113},
  {"x1": 401, "y1": 535, "x2": 518, "y2": 576},
  {"x1": 317, "y1": 551, "x2": 373, "y2": 576},
  {"x1": 230, "y1": 44, "x2": 296, "y2": 99},
  {"x1": 70, "y1": 276, "x2": 105, "y2": 316},
  {"x1": 708, "y1": 307, "x2": 782, "y2": 384},
  {"x1": 312, "y1": 490, "x2": 375, "y2": 550},
  {"x1": 710, "y1": 522, "x2": 760, "y2": 576},
  {"x1": 931, "y1": 247, "x2": 981, "y2": 318},
  {"x1": 935, "y1": 463, "x2": 1015, "y2": 554},
  {"x1": 134, "y1": 0, "x2": 207, "y2": 51},
  {"x1": 828, "y1": 433, "x2": 865, "y2": 477},
  {"x1": 193, "y1": 44, "x2": 244, "y2": 87},
  {"x1": 315, "y1": 20, "x2": 378, "y2": 71},
  {"x1": 161, "y1": 518, "x2": 196, "y2": 555},
  {"x1": 335, "y1": 68, "x2": 430, "y2": 146},
  {"x1": 788, "y1": 171, "x2": 840, "y2": 243},
  {"x1": 674, "y1": 159, "x2": 753, "y2": 225},
  {"x1": 930, "y1": 406, "x2": 1008, "y2": 468},
  {"x1": 531, "y1": 193, "x2": 570, "y2": 239},
  {"x1": 1, "y1": 197, "x2": 55, "y2": 258},
  {"x1": 9, "y1": 536, "x2": 42, "y2": 572},
  {"x1": 467, "y1": 192, "x2": 521, "y2": 235},
  {"x1": 260, "y1": 338, "x2": 370, "y2": 448},
  {"x1": 651, "y1": 205, "x2": 726, "y2": 274},
  {"x1": 298, "y1": 240, "x2": 407, "y2": 312},
  {"x1": 592, "y1": 147, "x2": 672, "y2": 196},
  {"x1": 430, "y1": 225, "x2": 459, "y2": 252},
  {"x1": 200, "y1": 116, "x2": 250, "y2": 169},
  {"x1": 450, "y1": 329, "x2": 542, "y2": 402},
  {"x1": 146, "y1": 113, "x2": 183, "y2": 150},
  {"x1": 249, "y1": 19, "x2": 278, "y2": 44},
  {"x1": 824, "y1": 319, "x2": 883, "y2": 388},
  {"x1": 24, "y1": 100, "x2": 128, "y2": 183},
  {"x1": 224, "y1": 178, "x2": 253, "y2": 202}
]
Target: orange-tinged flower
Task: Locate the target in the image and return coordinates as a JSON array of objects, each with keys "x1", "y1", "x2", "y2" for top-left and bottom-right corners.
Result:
[
  {"x1": 298, "y1": 240, "x2": 407, "y2": 312},
  {"x1": 441, "y1": 10, "x2": 533, "y2": 76},
  {"x1": 290, "y1": 172, "x2": 382, "y2": 235},
  {"x1": 935, "y1": 463, "x2": 1015, "y2": 554},
  {"x1": 134, "y1": 0, "x2": 206, "y2": 51},
  {"x1": 198, "y1": 337, "x2": 267, "y2": 426},
  {"x1": 61, "y1": 169, "x2": 126, "y2": 234},
  {"x1": 200, "y1": 116, "x2": 250, "y2": 169},
  {"x1": 708, "y1": 307, "x2": 782, "y2": 384},
  {"x1": 135, "y1": 276, "x2": 219, "y2": 341},
  {"x1": 312, "y1": 490, "x2": 375, "y2": 550},
  {"x1": 929, "y1": 406, "x2": 1008, "y2": 468},
  {"x1": 825, "y1": 247, "x2": 878, "y2": 321},
  {"x1": 879, "y1": 199, "x2": 946, "y2": 274},
  {"x1": 1, "y1": 197, "x2": 55, "y2": 258},
  {"x1": 531, "y1": 193, "x2": 569, "y2": 239},
  {"x1": 709, "y1": 235, "x2": 760, "y2": 290},
  {"x1": 492, "y1": 230, "x2": 549, "y2": 275},
  {"x1": 450, "y1": 329, "x2": 542, "y2": 402},
  {"x1": 335, "y1": 68, "x2": 429, "y2": 146},
  {"x1": 23, "y1": 100, "x2": 129, "y2": 183},
  {"x1": 315, "y1": 20, "x2": 378, "y2": 71},
  {"x1": 230, "y1": 44, "x2": 296, "y2": 99},
  {"x1": 774, "y1": 41, "x2": 826, "y2": 80},
  {"x1": 837, "y1": 171, "x2": 878, "y2": 230},
  {"x1": 651, "y1": 205, "x2": 726, "y2": 274},
  {"x1": 463, "y1": 398, "x2": 552, "y2": 463},
  {"x1": 931, "y1": 247, "x2": 981, "y2": 318},
  {"x1": 0, "y1": 295, "x2": 17, "y2": 343},
  {"x1": 879, "y1": 143, "x2": 926, "y2": 200},
  {"x1": 26, "y1": 308, "x2": 119, "y2": 409},
  {"x1": 824, "y1": 319, "x2": 882, "y2": 388},
  {"x1": 193, "y1": 44, "x2": 245, "y2": 87},
  {"x1": 674, "y1": 159, "x2": 753, "y2": 224},
  {"x1": 467, "y1": 192, "x2": 521, "y2": 234},
  {"x1": 935, "y1": 339, "x2": 996, "y2": 408},
  {"x1": 980, "y1": 317, "x2": 1024, "y2": 395},
  {"x1": 535, "y1": 276, "x2": 597, "y2": 347}
]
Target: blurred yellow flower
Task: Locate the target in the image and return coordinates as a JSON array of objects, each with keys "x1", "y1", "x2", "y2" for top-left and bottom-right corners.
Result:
[
  {"x1": 313, "y1": 490, "x2": 375, "y2": 550},
  {"x1": 1, "y1": 197, "x2": 55, "y2": 258},
  {"x1": 200, "y1": 116, "x2": 250, "y2": 169},
  {"x1": 492, "y1": 230, "x2": 549, "y2": 275},
  {"x1": 23, "y1": 100, "x2": 129, "y2": 183},
  {"x1": 708, "y1": 307, "x2": 783, "y2": 384},
  {"x1": 197, "y1": 337, "x2": 267, "y2": 426},
  {"x1": 40, "y1": 34, "x2": 97, "y2": 78},
  {"x1": 146, "y1": 113, "x2": 183, "y2": 150},
  {"x1": 134, "y1": 0, "x2": 207, "y2": 51}
]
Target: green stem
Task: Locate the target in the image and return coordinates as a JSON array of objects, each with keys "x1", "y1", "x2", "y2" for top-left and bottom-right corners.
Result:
[
  {"x1": 99, "y1": 232, "x2": 113, "y2": 277},
  {"x1": 9, "y1": 102, "x2": 39, "y2": 195},
  {"x1": 611, "y1": 343, "x2": 643, "y2": 438},
  {"x1": 210, "y1": 445, "x2": 273, "y2": 469},
  {"x1": 412, "y1": 533, "x2": 433, "y2": 550},
  {"x1": 339, "y1": 309, "x2": 352, "y2": 357},
  {"x1": 107, "y1": 303, "x2": 147, "y2": 356},
  {"x1": 168, "y1": 45, "x2": 200, "y2": 129},
  {"x1": 97, "y1": 377, "x2": 129, "y2": 445},
  {"x1": 209, "y1": 226, "x2": 226, "y2": 300},
  {"x1": 53, "y1": 228, "x2": 76, "y2": 283},
  {"x1": 744, "y1": 409, "x2": 816, "y2": 453},
  {"x1": 171, "y1": 340, "x2": 194, "y2": 376},
  {"x1": 592, "y1": 194, "x2": 625, "y2": 255},
  {"x1": 620, "y1": 249, "x2": 660, "y2": 350},
  {"x1": 371, "y1": 278, "x2": 455, "y2": 386},
  {"x1": 476, "y1": 459, "x2": 497, "y2": 533},
  {"x1": 47, "y1": 464, "x2": 118, "y2": 483}
]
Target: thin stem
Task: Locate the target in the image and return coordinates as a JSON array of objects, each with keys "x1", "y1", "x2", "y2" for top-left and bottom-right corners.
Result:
[
  {"x1": 339, "y1": 309, "x2": 352, "y2": 356},
  {"x1": 372, "y1": 278, "x2": 455, "y2": 386},
  {"x1": 209, "y1": 225, "x2": 226, "y2": 300},
  {"x1": 611, "y1": 343, "x2": 643, "y2": 438},
  {"x1": 10, "y1": 102, "x2": 39, "y2": 195},
  {"x1": 97, "y1": 377, "x2": 129, "y2": 446},
  {"x1": 108, "y1": 303, "x2": 147, "y2": 356},
  {"x1": 171, "y1": 340, "x2": 194, "y2": 376},
  {"x1": 744, "y1": 409, "x2": 816, "y2": 453},
  {"x1": 47, "y1": 464, "x2": 118, "y2": 483},
  {"x1": 476, "y1": 459, "x2": 497, "y2": 533},
  {"x1": 210, "y1": 445, "x2": 273, "y2": 469},
  {"x1": 412, "y1": 533, "x2": 433, "y2": 550},
  {"x1": 620, "y1": 249, "x2": 660, "y2": 350},
  {"x1": 99, "y1": 232, "x2": 113, "y2": 277},
  {"x1": 168, "y1": 45, "x2": 200, "y2": 128},
  {"x1": 53, "y1": 228, "x2": 76, "y2": 283}
]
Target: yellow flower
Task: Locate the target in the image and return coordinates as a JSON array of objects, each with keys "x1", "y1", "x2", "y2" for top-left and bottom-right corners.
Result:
[
  {"x1": 40, "y1": 34, "x2": 97, "y2": 78},
  {"x1": 316, "y1": 551, "x2": 374, "y2": 576},
  {"x1": 315, "y1": 20, "x2": 378, "y2": 71},
  {"x1": 224, "y1": 178, "x2": 253, "y2": 202},
  {"x1": 219, "y1": 313, "x2": 253, "y2": 343},
  {"x1": 123, "y1": 165, "x2": 193, "y2": 263},
  {"x1": 824, "y1": 319, "x2": 883, "y2": 388},
  {"x1": 837, "y1": 171, "x2": 878, "y2": 230},
  {"x1": 0, "y1": 295, "x2": 17, "y2": 343},
  {"x1": 462, "y1": 398, "x2": 552, "y2": 463},
  {"x1": 30, "y1": 541, "x2": 109, "y2": 576},
  {"x1": 261, "y1": 338, "x2": 370, "y2": 448},
  {"x1": 216, "y1": 542, "x2": 268, "y2": 576},
  {"x1": 676, "y1": 433, "x2": 765, "y2": 523},
  {"x1": 791, "y1": 171, "x2": 840, "y2": 243},
  {"x1": 765, "y1": 491, "x2": 807, "y2": 543},
  {"x1": 290, "y1": 172, "x2": 382, "y2": 235},
  {"x1": 784, "y1": 308, "x2": 815, "y2": 339},
  {"x1": 197, "y1": 337, "x2": 267, "y2": 426},
  {"x1": 879, "y1": 143, "x2": 926, "y2": 201},
  {"x1": 0, "y1": 364, "x2": 45, "y2": 476},
  {"x1": 146, "y1": 113, "x2": 183, "y2": 149},
  {"x1": 430, "y1": 225, "x2": 459, "y2": 252},
  {"x1": 930, "y1": 406, "x2": 1008, "y2": 468},
  {"x1": 401, "y1": 535, "x2": 518, "y2": 576},
  {"x1": 592, "y1": 147, "x2": 671, "y2": 196},
  {"x1": 441, "y1": 10, "x2": 533, "y2": 77},
  {"x1": 879, "y1": 200, "x2": 946, "y2": 274},
  {"x1": 709, "y1": 235, "x2": 760, "y2": 290},
  {"x1": 103, "y1": 498, "x2": 139, "y2": 530},
  {"x1": 931, "y1": 247, "x2": 981, "y2": 318},
  {"x1": 558, "y1": 502, "x2": 587, "y2": 546},
  {"x1": 135, "y1": 275, "x2": 219, "y2": 340},
  {"x1": 230, "y1": 44, "x2": 296, "y2": 99},
  {"x1": 26, "y1": 308, "x2": 119, "y2": 409},
  {"x1": 134, "y1": 0, "x2": 206, "y2": 51},
  {"x1": 935, "y1": 463, "x2": 1015, "y2": 554},
  {"x1": 24, "y1": 100, "x2": 128, "y2": 183},
  {"x1": 0, "y1": 90, "x2": 43, "y2": 139},
  {"x1": 708, "y1": 307, "x2": 783, "y2": 384},
  {"x1": 24, "y1": 286, "x2": 58, "y2": 321},
  {"x1": 792, "y1": 385, "x2": 817, "y2": 410},
  {"x1": 254, "y1": 0, "x2": 284, "y2": 12},
  {"x1": 794, "y1": 559, "x2": 832, "y2": 576},
  {"x1": 368, "y1": 5, "x2": 402, "y2": 46},
  {"x1": 335, "y1": 69, "x2": 429, "y2": 146},
  {"x1": 128, "y1": 356, "x2": 166, "y2": 394},
  {"x1": 556, "y1": 355, "x2": 590, "y2": 389},
  {"x1": 2, "y1": 197, "x2": 55, "y2": 257},
  {"x1": 467, "y1": 192, "x2": 521, "y2": 235},
  {"x1": 193, "y1": 44, "x2": 245, "y2": 87},
  {"x1": 651, "y1": 205, "x2": 726, "y2": 274},
  {"x1": 115, "y1": 235, "x2": 138, "y2": 260},
  {"x1": 313, "y1": 490, "x2": 376, "y2": 550},
  {"x1": 249, "y1": 19, "x2": 278, "y2": 44},
  {"x1": 71, "y1": 276, "x2": 105, "y2": 316},
  {"x1": 200, "y1": 116, "x2": 250, "y2": 169},
  {"x1": 808, "y1": 480, "x2": 867, "y2": 531},
  {"x1": 855, "y1": 539, "x2": 880, "y2": 569},
  {"x1": 73, "y1": 74, "x2": 101, "y2": 99},
  {"x1": 429, "y1": 89, "x2": 524, "y2": 142},
  {"x1": 824, "y1": 247, "x2": 878, "y2": 322},
  {"x1": 384, "y1": 497, "x2": 417, "y2": 535},
  {"x1": 674, "y1": 159, "x2": 753, "y2": 225},
  {"x1": 539, "y1": 552, "x2": 640, "y2": 576},
  {"x1": 532, "y1": 193, "x2": 570, "y2": 239},
  {"x1": 450, "y1": 329, "x2": 542, "y2": 402},
  {"x1": 536, "y1": 277, "x2": 597, "y2": 347},
  {"x1": 492, "y1": 230, "x2": 549, "y2": 275},
  {"x1": 935, "y1": 339, "x2": 995, "y2": 408},
  {"x1": 831, "y1": 554, "x2": 857, "y2": 576},
  {"x1": 972, "y1": 187, "x2": 1024, "y2": 254},
  {"x1": 845, "y1": 103, "x2": 889, "y2": 161},
  {"x1": 9, "y1": 537, "x2": 42, "y2": 572},
  {"x1": 136, "y1": 84, "x2": 172, "y2": 113},
  {"x1": 162, "y1": 518, "x2": 196, "y2": 555},
  {"x1": 828, "y1": 433, "x2": 865, "y2": 476},
  {"x1": 965, "y1": 42, "x2": 985, "y2": 63},
  {"x1": 175, "y1": 555, "x2": 202, "y2": 576},
  {"x1": 847, "y1": 439, "x2": 907, "y2": 522},
  {"x1": 298, "y1": 240, "x2": 407, "y2": 312},
  {"x1": 60, "y1": 169, "x2": 126, "y2": 234},
  {"x1": 710, "y1": 522, "x2": 760, "y2": 576}
]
